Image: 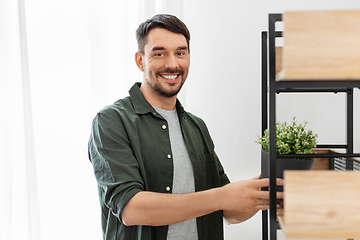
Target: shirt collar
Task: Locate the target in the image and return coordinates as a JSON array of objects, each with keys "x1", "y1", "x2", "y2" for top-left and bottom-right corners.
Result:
[
  {"x1": 129, "y1": 83, "x2": 153, "y2": 115},
  {"x1": 129, "y1": 82, "x2": 185, "y2": 116}
]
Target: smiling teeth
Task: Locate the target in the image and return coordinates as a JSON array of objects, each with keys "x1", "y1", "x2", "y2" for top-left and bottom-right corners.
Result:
[{"x1": 162, "y1": 75, "x2": 177, "y2": 80}]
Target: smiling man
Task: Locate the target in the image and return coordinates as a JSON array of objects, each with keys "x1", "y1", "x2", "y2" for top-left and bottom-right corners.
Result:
[
  {"x1": 135, "y1": 21, "x2": 190, "y2": 109},
  {"x1": 88, "y1": 14, "x2": 283, "y2": 240}
]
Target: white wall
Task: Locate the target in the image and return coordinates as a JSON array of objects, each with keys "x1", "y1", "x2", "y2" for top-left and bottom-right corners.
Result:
[{"x1": 181, "y1": 1, "x2": 360, "y2": 239}]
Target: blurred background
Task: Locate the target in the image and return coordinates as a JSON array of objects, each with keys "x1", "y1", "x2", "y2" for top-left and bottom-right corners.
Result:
[{"x1": 1, "y1": 0, "x2": 360, "y2": 239}]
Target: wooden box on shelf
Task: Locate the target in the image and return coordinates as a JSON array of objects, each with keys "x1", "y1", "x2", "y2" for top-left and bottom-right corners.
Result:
[
  {"x1": 277, "y1": 149, "x2": 360, "y2": 238},
  {"x1": 277, "y1": 9, "x2": 360, "y2": 81},
  {"x1": 278, "y1": 170, "x2": 360, "y2": 239}
]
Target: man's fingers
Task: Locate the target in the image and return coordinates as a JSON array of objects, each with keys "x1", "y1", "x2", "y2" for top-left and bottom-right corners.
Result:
[
  {"x1": 256, "y1": 205, "x2": 270, "y2": 211},
  {"x1": 276, "y1": 192, "x2": 284, "y2": 199},
  {"x1": 254, "y1": 177, "x2": 284, "y2": 188},
  {"x1": 257, "y1": 190, "x2": 284, "y2": 200},
  {"x1": 255, "y1": 203, "x2": 283, "y2": 211},
  {"x1": 251, "y1": 174, "x2": 262, "y2": 180}
]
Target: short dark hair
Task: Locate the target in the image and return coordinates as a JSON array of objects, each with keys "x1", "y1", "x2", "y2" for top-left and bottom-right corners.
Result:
[{"x1": 136, "y1": 14, "x2": 190, "y2": 54}]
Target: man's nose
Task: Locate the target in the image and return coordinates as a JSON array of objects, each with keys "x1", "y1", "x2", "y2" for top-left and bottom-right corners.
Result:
[{"x1": 164, "y1": 55, "x2": 179, "y2": 69}]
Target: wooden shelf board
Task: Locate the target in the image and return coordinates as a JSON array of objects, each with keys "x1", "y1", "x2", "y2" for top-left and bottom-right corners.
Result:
[
  {"x1": 278, "y1": 171, "x2": 360, "y2": 239},
  {"x1": 277, "y1": 10, "x2": 360, "y2": 81},
  {"x1": 278, "y1": 215, "x2": 360, "y2": 239}
]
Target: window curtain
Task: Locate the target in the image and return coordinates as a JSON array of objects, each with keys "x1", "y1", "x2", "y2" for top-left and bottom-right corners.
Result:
[
  {"x1": 0, "y1": 1, "x2": 184, "y2": 239},
  {"x1": 0, "y1": 0, "x2": 41, "y2": 239}
]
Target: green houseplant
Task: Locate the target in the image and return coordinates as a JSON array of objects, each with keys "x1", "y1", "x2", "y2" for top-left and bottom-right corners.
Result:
[
  {"x1": 257, "y1": 117, "x2": 318, "y2": 186},
  {"x1": 256, "y1": 117, "x2": 318, "y2": 158}
]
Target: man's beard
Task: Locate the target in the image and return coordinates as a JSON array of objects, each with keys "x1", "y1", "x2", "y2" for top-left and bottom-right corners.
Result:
[
  {"x1": 147, "y1": 78, "x2": 185, "y2": 98},
  {"x1": 146, "y1": 70, "x2": 186, "y2": 98}
]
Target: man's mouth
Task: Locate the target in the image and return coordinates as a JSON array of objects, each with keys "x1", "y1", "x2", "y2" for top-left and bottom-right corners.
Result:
[{"x1": 161, "y1": 74, "x2": 179, "y2": 80}]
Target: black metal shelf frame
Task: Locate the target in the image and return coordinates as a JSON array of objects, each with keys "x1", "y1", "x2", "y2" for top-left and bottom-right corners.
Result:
[{"x1": 261, "y1": 13, "x2": 360, "y2": 240}]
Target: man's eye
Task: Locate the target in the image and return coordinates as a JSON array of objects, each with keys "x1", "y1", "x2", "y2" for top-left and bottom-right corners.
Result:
[
  {"x1": 155, "y1": 53, "x2": 164, "y2": 57},
  {"x1": 177, "y1": 52, "x2": 185, "y2": 56}
]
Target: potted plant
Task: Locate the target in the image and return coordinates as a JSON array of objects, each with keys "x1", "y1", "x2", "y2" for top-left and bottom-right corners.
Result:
[{"x1": 256, "y1": 117, "x2": 318, "y2": 184}]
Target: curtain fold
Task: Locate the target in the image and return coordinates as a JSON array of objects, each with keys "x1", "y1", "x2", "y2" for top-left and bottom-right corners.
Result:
[
  {"x1": 18, "y1": 0, "x2": 42, "y2": 239},
  {"x1": 0, "y1": 0, "x2": 40, "y2": 240}
]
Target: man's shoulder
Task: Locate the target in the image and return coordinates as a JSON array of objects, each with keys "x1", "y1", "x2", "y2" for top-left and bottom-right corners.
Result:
[
  {"x1": 183, "y1": 110, "x2": 208, "y2": 130},
  {"x1": 98, "y1": 96, "x2": 133, "y2": 114},
  {"x1": 94, "y1": 96, "x2": 135, "y2": 124},
  {"x1": 184, "y1": 110, "x2": 202, "y2": 121}
]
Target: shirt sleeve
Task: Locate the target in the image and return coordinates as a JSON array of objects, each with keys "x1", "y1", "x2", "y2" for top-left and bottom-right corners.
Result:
[
  {"x1": 214, "y1": 152, "x2": 231, "y2": 186},
  {"x1": 88, "y1": 107, "x2": 144, "y2": 222}
]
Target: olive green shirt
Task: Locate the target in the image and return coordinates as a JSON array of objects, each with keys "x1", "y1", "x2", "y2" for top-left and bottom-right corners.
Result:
[{"x1": 88, "y1": 83, "x2": 230, "y2": 240}]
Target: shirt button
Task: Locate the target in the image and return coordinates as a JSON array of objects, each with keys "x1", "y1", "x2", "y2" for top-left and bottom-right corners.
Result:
[
  {"x1": 166, "y1": 186, "x2": 171, "y2": 192},
  {"x1": 167, "y1": 154, "x2": 171, "y2": 159},
  {"x1": 162, "y1": 125, "x2": 167, "y2": 130}
]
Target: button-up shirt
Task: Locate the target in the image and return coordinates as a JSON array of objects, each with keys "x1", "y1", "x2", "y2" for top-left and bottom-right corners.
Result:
[{"x1": 88, "y1": 83, "x2": 230, "y2": 240}]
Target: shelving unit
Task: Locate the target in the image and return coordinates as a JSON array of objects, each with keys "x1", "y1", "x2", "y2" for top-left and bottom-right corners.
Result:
[{"x1": 261, "y1": 12, "x2": 360, "y2": 240}]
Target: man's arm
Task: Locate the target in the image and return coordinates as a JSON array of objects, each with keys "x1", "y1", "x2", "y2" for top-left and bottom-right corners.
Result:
[
  {"x1": 121, "y1": 175, "x2": 283, "y2": 226},
  {"x1": 121, "y1": 188, "x2": 220, "y2": 226}
]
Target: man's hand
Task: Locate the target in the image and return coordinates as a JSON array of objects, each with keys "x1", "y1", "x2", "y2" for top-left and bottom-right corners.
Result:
[{"x1": 220, "y1": 175, "x2": 284, "y2": 224}]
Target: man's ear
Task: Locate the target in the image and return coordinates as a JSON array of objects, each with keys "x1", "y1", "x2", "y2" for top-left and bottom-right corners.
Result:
[{"x1": 135, "y1": 51, "x2": 144, "y2": 71}]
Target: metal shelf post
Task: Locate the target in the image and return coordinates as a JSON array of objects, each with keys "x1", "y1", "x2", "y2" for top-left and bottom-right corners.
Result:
[{"x1": 268, "y1": 13, "x2": 282, "y2": 240}]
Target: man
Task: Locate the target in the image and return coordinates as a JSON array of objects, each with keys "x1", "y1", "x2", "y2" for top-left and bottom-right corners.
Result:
[{"x1": 88, "y1": 14, "x2": 283, "y2": 240}]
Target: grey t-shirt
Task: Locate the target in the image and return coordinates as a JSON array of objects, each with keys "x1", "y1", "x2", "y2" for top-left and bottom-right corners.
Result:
[{"x1": 153, "y1": 106, "x2": 198, "y2": 240}]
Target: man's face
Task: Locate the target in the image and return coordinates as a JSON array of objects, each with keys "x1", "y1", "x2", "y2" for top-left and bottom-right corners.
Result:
[{"x1": 137, "y1": 28, "x2": 190, "y2": 98}]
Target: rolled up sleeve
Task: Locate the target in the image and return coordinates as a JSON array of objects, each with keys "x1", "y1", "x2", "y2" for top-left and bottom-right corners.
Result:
[{"x1": 88, "y1": 108, "x2": 144, "y2": 222}]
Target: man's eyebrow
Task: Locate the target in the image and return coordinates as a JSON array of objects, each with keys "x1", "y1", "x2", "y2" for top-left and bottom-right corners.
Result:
[
  {"x1": 177, "y1": 46, "x2": 189, "y2": 51},
  {"x1": 150, "y1": 46, "x2": 189, "y2": 52},
  {"x1": 150, "y1": 46, "x2": 165, "y2": 52}
]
